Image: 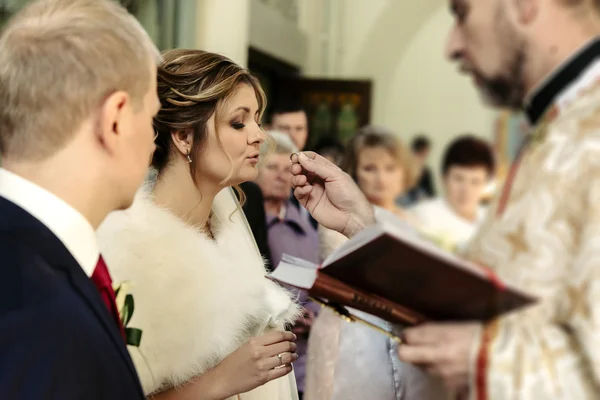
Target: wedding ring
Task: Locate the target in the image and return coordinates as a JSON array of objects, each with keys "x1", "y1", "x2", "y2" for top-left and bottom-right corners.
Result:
[{"x1": 277, "y1": 353, "x2": 284, "y2": 366}]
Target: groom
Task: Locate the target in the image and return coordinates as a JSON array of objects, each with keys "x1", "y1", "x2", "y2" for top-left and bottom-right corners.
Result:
[
  {"x1": 0, "y1": 0, "x2": 161, "y2": 398},
  {"x1": 291, "y1": 0, "x2": 600, "y2": 398}
]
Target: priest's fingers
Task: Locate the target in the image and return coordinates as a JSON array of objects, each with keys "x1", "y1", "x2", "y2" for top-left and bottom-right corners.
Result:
[
  {"x1": 291, "y1": 151, "x2": 318, "y2": 164},
  {"x1": 291, "y1": 174, "x2": 308, "y2": 188},
  {"x1": 263, "y1": 352, "x2": 299, "y2": 370},
  {"x1": 293, "y1": 152, "x2": 341, "y2": 180},
  {"x1": 293, "y1": 185, "x2": 313, "y2": 201},
  {"x1": 402, "y1": 323, "x2": 447, "y2": 345},
  {"x1": 290, "y1": 160, "x2": 318, "y2": 186},
  {"x1": 291, "y1": 163, "x2": 304, "y2": 176},
  {"x1": 255, "y1": 331, "x2": 296, "y2": 346},
  {"x1": 397, "y1": 344, "x2": 439, "y2": 365}
]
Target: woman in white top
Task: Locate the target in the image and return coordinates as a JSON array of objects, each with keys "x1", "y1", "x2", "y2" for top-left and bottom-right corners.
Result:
[
  {"x1": 305, "y1": 126, "x2": 446, "y2": 400},
  {"x1": 97, "y1": 50, "x2": 300, "y2": 400},
  {"x1": 411, "y1": 135, "x2": 496, "y2": 251}
]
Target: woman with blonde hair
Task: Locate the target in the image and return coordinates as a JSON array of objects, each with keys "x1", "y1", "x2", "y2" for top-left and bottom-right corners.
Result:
[
  {"x1": 341, "y1": 125, "x2": 419, "y2": 219},
  {"x1": 304, "y1": 126, "x2": 446, "y2": 400},
  {"x1": 97, "y1": 49, "x2": 300, "y2": 400}
]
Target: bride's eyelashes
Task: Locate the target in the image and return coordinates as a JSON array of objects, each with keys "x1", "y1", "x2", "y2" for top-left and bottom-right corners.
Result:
[
  {"x1": 231, "y1": 121, "x2": 245, "y2": 130},
  {"x1": 230, "y1": 119, "x2": 262, "y2": 131}
]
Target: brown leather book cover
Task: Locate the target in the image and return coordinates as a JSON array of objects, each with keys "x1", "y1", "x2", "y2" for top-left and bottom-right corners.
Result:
[
  {"x1": 270, "y1": 222, "x2": 535, "y2": 325},
  {"x1": 321, "y1": 233, "x2": 534, "y2": 323},
  {"x1": 310, "y1": 272, "x2": 427, "y2": 325}
]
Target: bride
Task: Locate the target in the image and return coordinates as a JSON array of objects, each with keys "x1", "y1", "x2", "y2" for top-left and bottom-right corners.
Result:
[{"x1": 97, "y1": 49, "x2": 300, "y2": 400}]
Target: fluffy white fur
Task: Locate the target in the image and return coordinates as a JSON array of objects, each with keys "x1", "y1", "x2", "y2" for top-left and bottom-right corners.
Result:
[{"x1": 97, "y1": 186, "x2": 300, "y2": 399}]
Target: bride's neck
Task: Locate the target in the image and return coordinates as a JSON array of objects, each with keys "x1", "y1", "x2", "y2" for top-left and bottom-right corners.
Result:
[{"x1": 152, "y1": 164, "x2": 220, "y2": 228}]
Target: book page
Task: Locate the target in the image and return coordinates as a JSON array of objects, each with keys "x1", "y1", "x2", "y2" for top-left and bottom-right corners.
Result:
[{"x1": 269, "y1": 255, "x2": 319, "y2": 289}]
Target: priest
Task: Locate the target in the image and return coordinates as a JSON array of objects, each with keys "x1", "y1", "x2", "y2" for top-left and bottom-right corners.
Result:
[{"x1": 290, "y1": 0, "x2": 600, "y2": 398}]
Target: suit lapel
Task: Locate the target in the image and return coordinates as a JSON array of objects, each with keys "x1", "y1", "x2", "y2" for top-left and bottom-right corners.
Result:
[
  {"x1": 64, "y1": 259, "x2": 142, "y2": 385},
  {"x1": 0, "y1": 198, "x2": 144, "y2": 393}
]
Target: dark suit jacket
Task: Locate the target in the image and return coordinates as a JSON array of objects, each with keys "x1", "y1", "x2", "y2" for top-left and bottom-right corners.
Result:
[
  {"x1": 238, "y1": 182, "x2": 273, "y2": 270},
  {"x1": 0, "y1": 197, "x2": 145, "y2": 399},
  {"x1": 402, "y1": 167, "x2": 437, "y2": 206},
  {"x1": 418, "y1": 167, "x2": 436, "y2": 197}
]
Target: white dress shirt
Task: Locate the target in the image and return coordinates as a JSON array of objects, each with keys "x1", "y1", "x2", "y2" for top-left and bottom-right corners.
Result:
[
  {"x1": 409, "y1": 197, "x2": 485, "y2": 250},
  {"x1": 0, "y1": 168, "x2": 99, "y2": 276}
]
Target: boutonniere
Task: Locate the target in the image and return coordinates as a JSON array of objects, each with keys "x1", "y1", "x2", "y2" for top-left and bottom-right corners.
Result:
[{"x1": 113, "y1": 281, "x2": 143, "y2": 347}]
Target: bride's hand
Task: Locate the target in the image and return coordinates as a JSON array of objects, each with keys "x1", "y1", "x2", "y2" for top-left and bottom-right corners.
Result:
[
  {"x1": 211, "y1": 331, "x2": 298, "y2": 399},
  {"x1": 148, "y1": 331, "x2": 297, "y2": 400}
]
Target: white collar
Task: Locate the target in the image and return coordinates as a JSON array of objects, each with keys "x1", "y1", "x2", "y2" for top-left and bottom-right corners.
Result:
[
  {"x1": 440, "y1": 198, "x2": 484, "y2": 225},
  {"x1": 278, "y1": 203, "x2": 287, "y2": 220},
  {"x1": 0, "y1": 168, "x2": 99, "y2": 276}
]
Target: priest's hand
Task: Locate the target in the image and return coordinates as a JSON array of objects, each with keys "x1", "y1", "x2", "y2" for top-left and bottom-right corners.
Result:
[
  {"x1": 290, "y1": 151, "x2": 375, "y2": 238},
  {"x1": 398, "y1": 322, "x2": 481, "y2": 392}
]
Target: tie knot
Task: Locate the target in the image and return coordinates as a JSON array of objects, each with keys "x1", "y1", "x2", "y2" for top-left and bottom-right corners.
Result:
[{"x1": 92, "y1": 255, "x2": 112, "y2": 288}]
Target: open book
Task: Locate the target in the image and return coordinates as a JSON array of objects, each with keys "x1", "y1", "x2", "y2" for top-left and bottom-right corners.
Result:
[{"x1": 269, "y1": 220, "x2": 535, "y2": 326}]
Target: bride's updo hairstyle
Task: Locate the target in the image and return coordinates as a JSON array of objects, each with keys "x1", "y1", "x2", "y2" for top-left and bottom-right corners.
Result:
[{"x1": 152, "y1": 49, "x2": 266, "y2": 185}]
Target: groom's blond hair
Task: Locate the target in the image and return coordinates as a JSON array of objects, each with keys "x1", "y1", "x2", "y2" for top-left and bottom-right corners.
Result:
[{"x1": 0, "y1": 0, "x2": 161, "y2": 161}]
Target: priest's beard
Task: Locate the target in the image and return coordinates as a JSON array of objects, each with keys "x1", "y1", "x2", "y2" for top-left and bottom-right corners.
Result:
[{"x1": 471, "y1": 7, "x2": 527, "y2": 110}]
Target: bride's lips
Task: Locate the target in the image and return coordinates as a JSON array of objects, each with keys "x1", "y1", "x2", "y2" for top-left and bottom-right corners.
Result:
[{"x1": 246, "y1": 153, "x2": 259, "y2": 164}]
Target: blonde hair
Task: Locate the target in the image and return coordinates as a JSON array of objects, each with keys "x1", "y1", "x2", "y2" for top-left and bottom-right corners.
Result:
[
  {"x1": 0, "y1": 0, "x2": 161, "y2": 161},
  {"x1": 341, "y1": 125, "x2": 419, "y2": 190},
  {"x1": 152, "y1": 49, "x2": 267, "y2": 206}
]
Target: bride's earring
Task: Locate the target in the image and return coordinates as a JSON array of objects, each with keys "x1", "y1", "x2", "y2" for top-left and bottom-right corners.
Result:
[{"x1": 187, "y1": 150, "x2": 192, "y2": 164}]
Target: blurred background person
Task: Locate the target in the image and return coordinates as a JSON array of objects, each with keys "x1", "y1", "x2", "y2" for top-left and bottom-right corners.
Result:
[
  {"x1": 255, "y1": 130, "x2": 320, "y2": 400},
  {"x1": 269, "y1": 102, "x2": 309, "y2": 151},
  {"x1": 255, "y1": 131, "x2": 319, "y2": 268},
  {"x1": 313, "y1": 137, "x2": 345, "y2": 167},
  {"x1": 341, "y1": 125, "x2": 419, "y2": 220},
  {"x1": 268, "y1": 101, "x2": 317, "y2": 229},
  {"x1": 240, "y1": 99, "x2": 317, "y2": 265},
  {"x1": 399, "y1": 134, "x2": 436, "y2": 206},
  {"x1": 411, "y1": 135, "x2": 495, "y2": 251},
  {"x1": 304, "y1": 125, "x2": 444, "y2": 400}
]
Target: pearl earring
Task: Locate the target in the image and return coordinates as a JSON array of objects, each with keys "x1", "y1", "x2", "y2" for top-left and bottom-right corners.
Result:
[{"x1": 187, "y1": 151, "x2": 192, "y2": 163}]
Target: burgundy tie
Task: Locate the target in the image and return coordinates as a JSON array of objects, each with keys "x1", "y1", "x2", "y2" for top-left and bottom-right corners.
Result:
[{"x1": 91, "y1": 255, "x2": 126, "y2": 339}]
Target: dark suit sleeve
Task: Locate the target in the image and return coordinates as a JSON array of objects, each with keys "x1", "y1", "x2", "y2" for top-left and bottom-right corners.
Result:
[
  {"x1": 0, "y1": 299, "x2": 107, "y2": 399},
  {"x1": 0, "y1": 237, "x2": 137, "y2": 400},
  {"x1": 238, "y1": 182, "x2": 273, "y2": 270}
]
